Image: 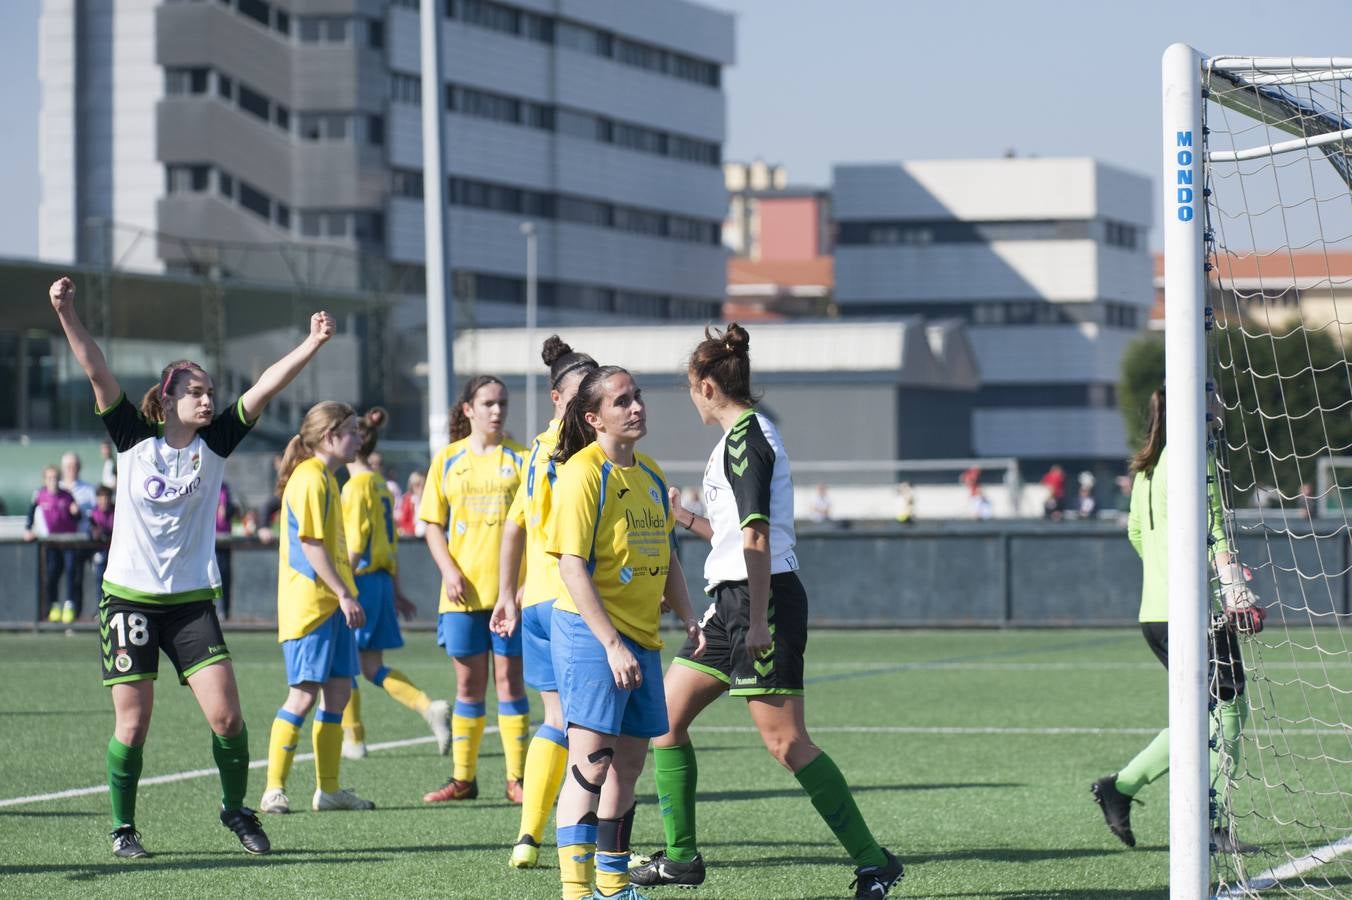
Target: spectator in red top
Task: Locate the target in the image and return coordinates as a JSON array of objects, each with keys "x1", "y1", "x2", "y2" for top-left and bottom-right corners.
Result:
[
  {"x1": 396, "y1": 471, "x2": 425, "y2": 538},
  {"x1": 24, "y1": 465, "x2": 83, "y2": 622},
  {"x1": 1041, "y1": 464, "x2": 1067, "y2": 520}
]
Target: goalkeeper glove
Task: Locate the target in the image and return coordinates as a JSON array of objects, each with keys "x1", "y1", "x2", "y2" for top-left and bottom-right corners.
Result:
[{"x1": 1218, "y1": 560, "x2": 1265, "y2": 634}]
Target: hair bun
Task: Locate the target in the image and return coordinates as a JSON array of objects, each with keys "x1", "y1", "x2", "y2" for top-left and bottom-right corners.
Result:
[
  {"x1": 363, "y1": 406, "x2": 388, "y2": 429},
  {"x1": 723, "y1": 323, "x2": 750, "y2": 355},
  {"x1": 541, "y1": 335, "x2": 573, "y2": 366}
]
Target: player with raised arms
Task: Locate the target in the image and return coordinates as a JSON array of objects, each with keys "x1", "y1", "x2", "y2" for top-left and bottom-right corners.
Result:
[
  {"x1": 420, "y1": 376, "x2": 531, "y2": 804},
  {"x1": 339, "y1": 407, "x2": 452, "y2": 759},
  {"x1": 1091, "y1": 386, "x2": 1260, "y2": 852},
  {"x1": 259, "y1": 401, "x2": 376, "y2": 815},
  {"x1": 547, "y1": 365, "x2": 706, "y2": 900},
  {"x1": 630, "y1": 324, "x2": 903, "y2": 899},
  {"x1": 46, "y1": 275, "x2": 334, "y2": 858},
  {"x1": 490, "y1": 336, "x2": 598, "y2": 868}
]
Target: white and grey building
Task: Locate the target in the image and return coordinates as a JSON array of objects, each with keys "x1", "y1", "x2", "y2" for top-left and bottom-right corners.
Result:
[
  {"x1": 832, "y1": 157, "x2": 1153, "y2": 479},
  {"x1": 38, "y1": 0, "x2": 734, "y2": 431}
]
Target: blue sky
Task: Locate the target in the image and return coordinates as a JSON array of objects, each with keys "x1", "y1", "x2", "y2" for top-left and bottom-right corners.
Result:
[{"x1": 2, "y1": 0, "x2": 1349, "y2": 257}]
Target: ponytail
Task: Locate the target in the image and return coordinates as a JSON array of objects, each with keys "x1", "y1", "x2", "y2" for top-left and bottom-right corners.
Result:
[
  {"x1": 355, "y1": 406, "x2": 388, "y2": 461},
  {"x1": 276, "y1": 400, "x2": 356, "y2": 495},
  {"x1": 688, "y1": 323, "x2": 756, "y2": 407},
  {"x1": 449, "y1": 375, "x2": 505, "y2": 442},
  {"x1": 1130, "y1": 387, "x2": 1166, "y2": 476},
  {"x1": 551, "y1": 365, "x2": 627, "y2": 465}
]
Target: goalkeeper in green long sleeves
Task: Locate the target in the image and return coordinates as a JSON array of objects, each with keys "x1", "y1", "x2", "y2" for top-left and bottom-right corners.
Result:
[{"x1": 1091, "y1": 385, "x2": 1261, "y2": 855}]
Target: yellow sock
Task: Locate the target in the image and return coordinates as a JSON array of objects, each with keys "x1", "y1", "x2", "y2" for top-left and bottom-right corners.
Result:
[
  {"x1": 375, "y1": 666, "x2": 431, "y2": 714},
  {"x1": 519, "y1": 725, "x2": 569, "y2": 841},
  {"x1": 266, "y1": 709, "x2": 303, "y2": 791},
  {"x1": 596, "y1": 852, "x2": 630, "y2": 896},
  {"x1": 452, "y1": 702, "x2": 486, "y2": 782},
  {"x1": 557, "y1": 823, "x2": 596, "y2": 900},
  {"x1": 499, "y1": 705, "x2": 530, "y2": 782},
  {"x1": 313, "y1": 710, "x2": 344, "y2": 793},
  {"x1": 341, "y1": 681, "x2": 365, "y2": 743}
]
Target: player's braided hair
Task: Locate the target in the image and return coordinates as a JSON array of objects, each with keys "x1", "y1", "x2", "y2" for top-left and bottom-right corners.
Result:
[
  {"x1": 551, "y1": 365, "x2": 628, "y2": 465},
  {"x1": 448, "y1": 375, "x2": 505, "y2": 443},
  {"x1": 140, "y1": 359, "x2": 210, "y2": 423},
  {"x1": 276, "y1": 401, "x2": 356, "y2": 495},
  {"x1": 688, "y1": 323, "x2": 759, "y2": 407},
  {"x1": 355, "y1": 406, "x2": 389, "y2": 460}
]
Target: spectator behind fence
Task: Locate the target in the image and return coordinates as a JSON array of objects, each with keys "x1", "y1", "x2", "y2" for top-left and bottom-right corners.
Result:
[
  {"x1": 24, "y1": 464, "x2": 82, "y2": 622},
  {"x1": 256, "y1": 454, "x2": 285, "y2": 544},
  {"x1": 810, "y1": 482, "x2": 833, "y2": 523},
  {"x1": 396, "y1": 471, "x2": 425, "y2": 538},
  {"x1": 99, "y1": 439, "x2": 118, "y2": 489},
  {"x1": 91, "y1": 485, "x2": 115, "y2": 594},
  {"x1": 1041, "y1": 464, "x2": 1067, "y2": 520},
  {"x1": 60, "y1": 451, "x2": 98, "y2": 619},
  {"x1": 216, "y1": 482, "x2": 239, "y2": 619}
]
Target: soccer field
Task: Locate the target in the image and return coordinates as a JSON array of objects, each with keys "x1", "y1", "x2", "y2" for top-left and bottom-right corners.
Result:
[{"x1": 0, "y1": 627, "x2": 1313, "y2": 899}]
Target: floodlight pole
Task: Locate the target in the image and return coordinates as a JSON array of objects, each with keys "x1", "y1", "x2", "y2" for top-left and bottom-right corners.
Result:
[
  {"x1": 521, "y1": 221, "x2": 538, "y2": 437},
  {"x1": 1162, "y1": 41, "x2": 1210, "y2": 899},
  {"x1": 420, "y1": 0, "x2": 453, "y2": 457}
]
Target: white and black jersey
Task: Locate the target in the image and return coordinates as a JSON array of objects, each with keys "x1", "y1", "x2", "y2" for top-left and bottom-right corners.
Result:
[
  {"x1": 701, "y1": 409, "x2": 798, "y2": 590},
  {"x1": 99, "y1": 394, "x2": 252, "y2": 604}
]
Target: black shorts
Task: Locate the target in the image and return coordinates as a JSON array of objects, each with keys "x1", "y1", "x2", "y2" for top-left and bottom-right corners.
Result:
[
  {"x1": 1141, "y1": 619, "x2": 1246, "y2": 702},
  {"x1": 675, "y1": 572, "x2": 808, "y2": 696},
  {"x1": 99, "y1": 594, "x2": 231, "y2": 687}
]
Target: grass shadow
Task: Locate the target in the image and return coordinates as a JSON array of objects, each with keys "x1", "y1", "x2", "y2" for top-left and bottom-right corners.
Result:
[
  {"x1": 635, "y1": 782, "x2": 1019, "y2": 805},
  {"x1": 1, "y1": 854, "x2": 389, "y2": 881}
]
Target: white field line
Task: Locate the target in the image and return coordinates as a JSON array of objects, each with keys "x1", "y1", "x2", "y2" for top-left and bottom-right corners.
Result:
[
  {"x1": 7, "y1": 724, "x2": 1352, "y2": 810},
  {"x1": 1217, "y1": 834, "x2": 1352, "y2": 896}
]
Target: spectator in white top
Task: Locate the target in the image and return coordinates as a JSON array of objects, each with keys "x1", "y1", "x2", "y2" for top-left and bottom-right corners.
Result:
[{"x1": 100, "y1": 440, "x2": 118, "y2": 489}]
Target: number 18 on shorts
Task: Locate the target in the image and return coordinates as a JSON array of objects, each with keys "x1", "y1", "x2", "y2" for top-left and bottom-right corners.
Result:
[{"x1": 99, "y1": 595, "x2": 231, "y2": 686}]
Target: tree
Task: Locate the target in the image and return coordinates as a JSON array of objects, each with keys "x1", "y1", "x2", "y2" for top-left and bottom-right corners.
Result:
[{"x1": 1118, "y1": 332, "x2": 1165, "y2": 453}]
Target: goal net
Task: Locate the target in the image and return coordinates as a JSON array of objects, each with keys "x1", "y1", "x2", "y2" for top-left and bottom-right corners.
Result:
[{"x1": 1186, "y1": 50, "x2": 1352, "y2": 896}]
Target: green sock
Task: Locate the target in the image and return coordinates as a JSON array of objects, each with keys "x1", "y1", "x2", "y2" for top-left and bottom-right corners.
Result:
[
  {"x1": 794, "y1": 751, "x2": 886, "y2": 869},
  {"x1": 107, "y1": 737, "x2": 143, "y2": 829},
  {"x1": 1210, "y1": 699, "x2": 1247, "y2": 790},
  {"x1": 212, "y1": 725, "x2": 251, "y2": 811},
  {"x1": 1116, "y1": 727, "x2": 1170, "y2": 797},
  {"x1": 653, "y1": 742, "x2": 699, "y2": 862}
]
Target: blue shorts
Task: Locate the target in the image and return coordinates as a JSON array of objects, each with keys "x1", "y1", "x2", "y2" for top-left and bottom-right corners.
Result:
[
  {"x1": 283, "y1": 609, "x2": 360, "y2": 686},
  {"x1": 521, "y1": 600, "x2": 558, "y2": 692},
  {"x1": 437, "y1": 610, "x2": 523, "y2": 658},
  {"x1": 551, "y1": 609, "x2": 668, "y2": 738},
  {"x1": 354, "y1": 571, "x2": 404, "y2": 652}
]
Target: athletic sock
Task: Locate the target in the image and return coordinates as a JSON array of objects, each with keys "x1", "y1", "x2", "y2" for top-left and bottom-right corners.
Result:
[
  {"x1": 372, "y1": 665, "x2": 431, "y2": 715},
  {"x1": 519, "y1": 724, "x2": 569, "y2": 842},
  {"x1": 266, "y1": 709, "x2": 304, "y2": 792},
  {"x1": 452, "y1": 700, "x2": 486, "y2": 782},
  {"x1": 652, "y1": 742, "x2": 700, "y2": 862},
  {"x1": 1210, "y1": 699, "x2": 1247, "y2": 789},
  {"x1": 498, "y1": 697, "x2": 530, "y2": 782},
  {"x1": 313, "y1": 709, "x2": 344, "y2": 793},
  {"x1": 595, "y1": 804, "x2": 636, "y2": 896},
  {"x1": 1117, "y1": 727, "x2": 1170, "y2": 797},
  {"x1": 341, "y1": 679, "x2": 365, "y2": 743},
  {"x1": 107, "y1": 737, "x2": 143, "y2": 829},
  {"x1": 211, "y1": 725, "x2": 250, "y2": 810},
  {"x1": 794, "y1": 751, "x2": 887, "y2": 869},
  {"x1": 557, "y1": 817, "x2": 598, "y2": 900}
]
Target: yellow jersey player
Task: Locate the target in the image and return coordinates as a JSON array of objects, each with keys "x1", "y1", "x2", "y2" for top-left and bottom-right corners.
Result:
[
  {"x1": 339, "y1": 407, "x2": 452, "y2": 759},
  {"x1": 547, "y1": 365, "x2": 706, "y2": 900},
  {"x1": 420, "y1": 375, "x2": 530, "y2": 804},
  {"x1": 491, "y1": 337, "x2": 598, "y2": 868},
  {"x1": 260, "y1": 402, "x2": 375, "y2": 815}
]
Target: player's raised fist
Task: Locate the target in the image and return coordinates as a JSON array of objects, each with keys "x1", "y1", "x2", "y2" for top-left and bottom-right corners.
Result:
[
  {"x1": 309, "y1": 311, "x2": 335, "y2": 345},
  {"x1": 49, "y1": 277, "x2": 74, "y2": 313}
]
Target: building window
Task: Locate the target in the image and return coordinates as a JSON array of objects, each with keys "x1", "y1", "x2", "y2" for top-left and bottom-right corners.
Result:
[
  {"x1": 237, "y1": 83, "x2": 270, "y2": 122},
  {"x1": 300, "y1": 212, "x2": 322, "y2": 237},
  {"x1": 166, "y1": 67, "x2": 210, "y2": 95},
  {"x1": 237, "y1": 0, "x2": 269, "y2": 26},
  {"x1": 326, "y1": 18, "x2": 349, "y2": 41},
  {"x1": 238, "y1": 181, "x2": 271, "y2": 219},
  {"x1": 367, "y1": 19, "x2": 385, "y2": 49},
  {"x1": 166, "y1": 164, "x2": 211, "y2": 193},
  {"x1": 217, "y1": 170, "x2": 234, "y2": 199},
  {"x1": 392, "y1": 169, "x2": 424, "y2": 198},
  {"x1": 274, "y1": 9, "x2": 290, "y2": 34},
  {"x1": 274, "y1": 103, "x2": 290, "y2": 130},
  {"x1": 367, "y1": 114, "x2": 385, "y2": 146},
  {"x1": 391, "y1": 72, "x2": 421, "y2": 105},
  {"x1": 216, "y1": 73, "x2": 233, "y2": 101},
  {"x1": 275, "y1": 202, "x2": 291, "y2": 230}
]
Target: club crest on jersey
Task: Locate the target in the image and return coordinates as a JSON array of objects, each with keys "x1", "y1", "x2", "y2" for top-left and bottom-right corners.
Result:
[
  {"x1": 191, "y1": 452, "x2": 201, "y2": 472},
  {"x1": 114, "y1": 653, "x2": 132, "y2": 673},
  {"x1": 618, "y1": 566, "x2": 633, "y2": 585},
  {"x1": 455, "y1": 520, "x2": 467, "y2": 536},
  {"x1": 500, "y1": 464, "x2": 515, "y2": 477},
  {"x1": 648, "y1": 486, "x2": 661, "y2": 504}
]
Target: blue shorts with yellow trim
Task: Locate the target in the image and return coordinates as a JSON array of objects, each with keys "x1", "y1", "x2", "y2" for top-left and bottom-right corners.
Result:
[
  {"x1": 437, "y1": 609, "x2": 522, "y2": 658},
  {"x1": 551, "y1": 608, "x2": 667, "y2": 738},
  {"x1": 283, "y1": 608, "x2": 359, "y2": 686},
  {"x1": 521, "y1": 600, "x2": 558, "y2": 692},
  {"x1": 353, "y1": 570, "x2": 404, "y2": 652}
]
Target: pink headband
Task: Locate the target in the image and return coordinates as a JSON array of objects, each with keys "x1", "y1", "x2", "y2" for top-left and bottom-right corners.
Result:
[{"x1": 160, "y1": 363, "x2": 199, "y2": 398}]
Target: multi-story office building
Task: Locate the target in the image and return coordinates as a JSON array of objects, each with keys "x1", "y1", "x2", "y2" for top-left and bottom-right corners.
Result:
[
  {"x1": 38, "y1": 0, "x2": 734, "y2": 429},
  {"x1": 833, "y1": 157, "x2": 1153, "y2": 479}
]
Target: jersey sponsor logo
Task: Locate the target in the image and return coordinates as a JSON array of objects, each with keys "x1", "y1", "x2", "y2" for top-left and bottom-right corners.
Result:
[
  {"x1": 618, "y1": 488, "x2": 631, "y2": 498},
  {"x1": 144, "y1": 474, "x2": 202, "y2": 501},
  {"x1": 618, "y1": 566, "x2": 633, "y2": 585},
  {"x1": 114, "y1": 653, "x2": 133, "y2": 673},
  {"x1": 623, "y1": 508, "x2": 666, "y2": 531},
  {"x1": 647, "y1": 565, "x2": 668, "y2": 577},
  {"x1": 705, "y1": 486, "x2": 720, "y2": 503},
  {"x1": 733, "y1": 676, "x2": 757, "y2": 686}
]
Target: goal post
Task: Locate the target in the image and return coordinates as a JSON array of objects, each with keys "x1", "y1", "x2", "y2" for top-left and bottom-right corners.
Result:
[
  {"x1": 1162, "y1": 41, "x2": 1211, "y2": 900},
  {"x1": 1167, "y1": 45, "x2": 1352, "y2": 897}
]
